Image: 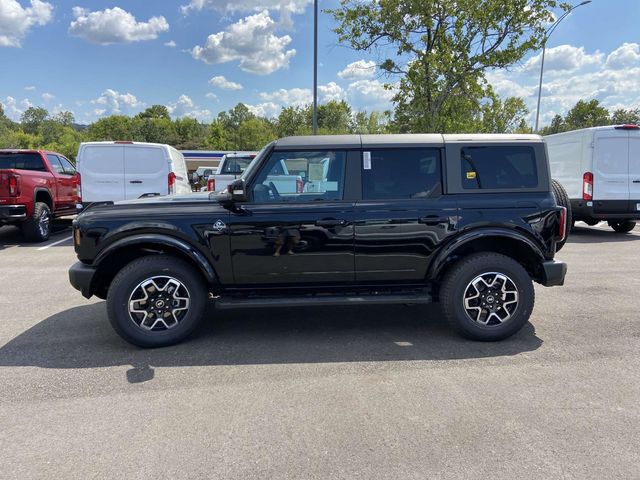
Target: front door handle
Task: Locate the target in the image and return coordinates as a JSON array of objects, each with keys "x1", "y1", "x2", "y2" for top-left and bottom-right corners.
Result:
[
  {"x1": 129, "y1": 180, "x2": 143, "y2": 184},
  {"x1": 316, "y1": 219, "x2": 347, "y2": 227},
  {"x1": 419, "y1": 215, "x2": 449, "y2": 225},
  {"x1": 633, "y1": 180, "x2": 640, "y2": 184}
]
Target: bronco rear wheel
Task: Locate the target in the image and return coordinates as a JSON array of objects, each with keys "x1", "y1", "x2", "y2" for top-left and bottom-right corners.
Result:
[
  {"x1": 440, "y1": 253, "x2": 535, "y2": 341},
  {"x1": 107, "y1": 255, "x2": 207, "y2": 347}
]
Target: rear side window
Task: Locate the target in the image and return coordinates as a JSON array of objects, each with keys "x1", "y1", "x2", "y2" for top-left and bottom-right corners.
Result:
[
  {"x1": 0, "y1": 153, "x2": 46, "y2": 171},
  {"x1": 461, "y1": 146, "x2": 538, "y2": 189},
  {"x1": 362, "y1": 149, "x2": 442, "y2": 200},
  {"x1": 59, "y1": 157, "x2": 77, "y2": 175},
  {"x1": 47, "y1": 154, "x2": 65, "y2": 174}
]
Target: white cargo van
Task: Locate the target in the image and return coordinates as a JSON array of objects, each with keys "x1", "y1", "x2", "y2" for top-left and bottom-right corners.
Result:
[
  {"x1": 545, "y1": 125, "x2": 640, "y2": 233},
  {"x1": 76, "y1": 141, "x2": 191, "y2": 207}
]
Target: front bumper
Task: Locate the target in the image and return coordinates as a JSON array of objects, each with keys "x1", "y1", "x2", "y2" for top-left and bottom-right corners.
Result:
[
  {"x1": 0, "y1": 205, "x2": 27, "y2": 222},
  {"x1": 69, "y1": 261, "x2": 97, "y2": 299},
  {"x1": 540, "y1": 260, "x2": 567, "y2": 287}
]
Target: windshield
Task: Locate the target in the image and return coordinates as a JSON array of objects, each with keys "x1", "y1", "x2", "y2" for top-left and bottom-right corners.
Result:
[
  {"x1": 240, "y1": 142, "x2": 274, "y2": 181},
  {"x1": 0, "y1": 153, "x2": 46, "y2": 171}
]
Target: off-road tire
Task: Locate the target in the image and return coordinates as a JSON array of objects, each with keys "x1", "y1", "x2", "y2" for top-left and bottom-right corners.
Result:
[
  {"x1": 21, "y1": 202, "x2": 51, "y2": 242},
  {"x1": 551, "y1": 179, "x2": 571, "y2": 251},
  {"x1": 106, "y1": 255, "x2": 208, "y2": 348},
  {"x1": 440, "y1": 253, "x2": 535, "y2": 341}
]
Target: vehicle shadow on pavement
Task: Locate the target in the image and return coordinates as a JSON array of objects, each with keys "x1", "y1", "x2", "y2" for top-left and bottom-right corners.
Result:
[
  {"x1": 567, "y1": 225, "x2": 640, "y2": 244},
  {"x1": 0, "y1": 302, "x2": 542, "y2": 383},
  {"x1": 0, "y1": 221, "x2": 73, "y2": 250}
]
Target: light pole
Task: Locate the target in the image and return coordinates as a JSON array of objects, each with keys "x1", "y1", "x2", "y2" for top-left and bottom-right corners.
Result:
[
  {"x1": 534, "y1": 0, "x2": 591, "y2": 132},
  {"x1": 312, "y1": 0, "x2": 318, "y2": 135}
]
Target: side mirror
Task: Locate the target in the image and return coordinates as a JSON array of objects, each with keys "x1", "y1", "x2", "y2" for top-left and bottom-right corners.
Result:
[{"x1": 229, "y1": 178, "x2": 247, "y2": 202}]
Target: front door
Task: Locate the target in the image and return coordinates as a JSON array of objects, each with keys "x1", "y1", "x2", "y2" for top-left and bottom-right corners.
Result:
[
  {"x1": 354, "y1": 147, "x2": 458, "y2": 283},
  {"x1": 228, "y1": 149, "x2": 355, "y2": 286}
]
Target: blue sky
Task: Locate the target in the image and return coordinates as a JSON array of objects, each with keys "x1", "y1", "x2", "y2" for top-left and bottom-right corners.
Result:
[{"x1": 1, "y1": 0, "x2": 639, "y2": 127}]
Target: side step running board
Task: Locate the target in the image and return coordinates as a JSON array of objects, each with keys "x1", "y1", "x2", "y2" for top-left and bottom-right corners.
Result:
[{"x1": 215, "y1": 293, "x2": 432, "y2": 310}]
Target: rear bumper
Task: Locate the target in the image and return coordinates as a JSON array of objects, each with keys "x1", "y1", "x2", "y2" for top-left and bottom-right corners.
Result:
[
  {"x1": 571, "y1": 199, "x2": 640, "y2": 220},
  {"x1": 69, "y1": 261, "x2": 96, "y2": 299},
  {"x1": 540, "y1": 260, "x2": 567, "y2": 287},
  {"x1": 0, "y1": 204, "x2": 27, "y2": 222}
]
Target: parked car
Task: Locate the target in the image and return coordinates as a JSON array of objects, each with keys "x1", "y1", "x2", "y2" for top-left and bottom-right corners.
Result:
[
  {"x1": 69, "y1": 134, "x2": 567, "y2": 347},
  {"x1": 546, "y1": 124, "x2": 640, "y2": 232},
  {"x1": 76, "y1": 141, "x2": 191, "y2": 209},
  {"x1": 205, "y1": 152, "x2": 256, "y2": 192},
  {"x1": 0, "y1": 149, "x2": 79, "y2": 242}
]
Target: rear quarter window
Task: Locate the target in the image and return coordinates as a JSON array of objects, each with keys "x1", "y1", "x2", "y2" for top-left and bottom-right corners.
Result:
[{"x1": 461, "y1": 146, "x2": 538, "y2": 190}]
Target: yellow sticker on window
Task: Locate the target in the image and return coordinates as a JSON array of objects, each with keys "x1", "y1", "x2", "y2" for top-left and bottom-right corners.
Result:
[{"x1": 466, "y1": 171, "x2": 477, "y2": 180}]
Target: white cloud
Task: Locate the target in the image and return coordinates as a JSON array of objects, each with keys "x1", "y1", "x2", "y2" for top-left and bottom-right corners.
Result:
[
  {"x1": 180, "y1": 0, "x2": 311, "y2": 16},
  {"x1": 168, "y1": 94, "x2": 211, "y2": 121},
  {"x1": 24, "y1": 85, "x2": 36, "y2": 91},
  {"x1": 164, "y1": 40, "x2": 176, "y2": 48},
  {"x1": 337, "y1": 59, "x2": 376, "y2": 80},
  {"x1": 259, "y1": 87, "x2": 311, "y2": 107},
  {"x1": 347, "y1": 79, "x2": 396, "y2": 112},
  {"x1": 209, "y1": 75, "x2": 243, "y2": 90},
  {"x1": 41, "y1": 92, "x2": 54, "y2": 102},
  {"x1": 246, "y1": 102, "x2": 281, "y2": 118},
  {"x1": 69, "y1": 7, "x2": 169, "y2": 45},
  {"x1": 205, "y1": 93, "x2": 219, "y2": 101},
  {"x1": 0, "y1": 0, "x2": 53, "y2": 47},
  {"x1": 91, "y1": 89, "x2": 144, "y2": 116},
  {"x1": 605, "y1": 42, "x2": 640, "y2": 70},
  {"x1": 1, "y1": 96, "x2": 33, "y2": 120},
  {"x1": 480, "y1": 42, "x2": 640, "y2": 127},
  {"x1": 190, "y1": 10, "x2": 295, "y2": 75},
  {"x1": 319, "y1": 82, "x2": 346, "y2": 103},
  {"x1": 520, "y1": 44, "x2": 603, "y2": 75}
]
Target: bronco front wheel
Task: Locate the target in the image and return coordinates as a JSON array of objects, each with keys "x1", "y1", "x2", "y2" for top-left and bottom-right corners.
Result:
[{"x1": 106, "y1": 255, "x2": 207, "y2": 347}]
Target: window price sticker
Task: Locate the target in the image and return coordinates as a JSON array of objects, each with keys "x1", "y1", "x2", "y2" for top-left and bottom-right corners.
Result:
[{"x1": 363, "y1": 151, "x2": 372, "y2": 170}]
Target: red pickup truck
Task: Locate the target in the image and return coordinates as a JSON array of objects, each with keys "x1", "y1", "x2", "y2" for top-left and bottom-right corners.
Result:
[{"x1": 0, "y1": 150, "x2": 80, "y2": 242}]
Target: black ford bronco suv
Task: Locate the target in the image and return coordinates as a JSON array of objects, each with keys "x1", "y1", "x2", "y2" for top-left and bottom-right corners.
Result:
[{"x1": 69, "y1": 134, "x2": 567, "y2": 347}]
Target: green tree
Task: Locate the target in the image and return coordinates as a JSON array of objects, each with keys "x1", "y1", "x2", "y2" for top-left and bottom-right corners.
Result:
[
  {"x1": 52, "y1": 111, "x2": 75, "y2": 127},
  {"x1": 136, "y1": 105, "x2": 171, "y2": 120},
  {"x1": 204, "y1": 120, "x2": 232, "y2": 150},
  {"x1": 539, "y1": 114, "x2": 565, "y2": 135},
  {"x1": 563, "y1": 99, "x2": 610, "y2": 130},
  {"x1": 329, "y1": 0, "x2": 563, "y2": 132},
  {"x1": 237, "y1": 118, "x2": 277, "y2": 150},
  {"x1": 276, "y1": 106, "x2": 310, "y2": 137},
  {"x1": 174, "y1": 117, "x2": 206, "y2": 149},
  {"x1": 87, "y1": 115, "x2": 133, "y2": 141},
  {"x1": 316, "y1": 100, "x2": 352, "y2": 134},
  {"x1": 21, "y1": 106, "x2": 49, "y2": 134},
  {"x1": 478, "y1": 93, "x2": 529, "y2": 133},
  {"x1": 610, "y1": 108, "x2": 640, "y2": 125},
  {"x1": 131, "y1": 117, "x2": 178, "y2": 144}
]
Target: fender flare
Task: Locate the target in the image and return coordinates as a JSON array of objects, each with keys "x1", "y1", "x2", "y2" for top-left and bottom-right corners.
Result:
[
  {"x1": 33, "y1": 187, "x2": 54, "y2": 212},
  {"x1": 427, "y1": 227, "x2": 546, "y2": 280},
  {"x1": 94, "y1": 233, "x2": 217, "y2": 284}
]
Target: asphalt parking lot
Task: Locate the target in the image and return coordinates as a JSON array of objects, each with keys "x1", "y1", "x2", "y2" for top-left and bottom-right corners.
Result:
[{"x1": 1, "y1": 223, "x2": 639, "y2": 479}]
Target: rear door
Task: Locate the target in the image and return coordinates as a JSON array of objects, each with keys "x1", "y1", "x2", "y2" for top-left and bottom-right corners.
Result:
[
  {"x1": 354, "y1": 147, "x2": 458, "y2": 283},
  {"x1": 124, "y1": 146, "x2": 168, "y2": 199},
  {"x1": 629, "y1": 131, "x2": 640, "y2": 211},
  {"x1": 79, "y1": 145, "x2": 125, "y2": 202},
  {"x1": 593, "y1": 130, "x2": 630, "y2": 204}
]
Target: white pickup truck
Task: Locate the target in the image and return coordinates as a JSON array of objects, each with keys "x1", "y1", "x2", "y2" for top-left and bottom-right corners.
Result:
[{"x1": 207, "y1": 153, "x2": 303, "y2": 194}]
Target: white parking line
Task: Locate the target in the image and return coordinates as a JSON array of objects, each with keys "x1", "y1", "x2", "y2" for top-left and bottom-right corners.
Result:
[{"x1": 37, "y1": 235, "x2": 73, "y2": 251}]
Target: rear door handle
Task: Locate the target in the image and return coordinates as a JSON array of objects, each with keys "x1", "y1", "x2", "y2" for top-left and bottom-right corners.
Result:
[
  {"x1": 129, "y1": 180, "x2": 143, "y2": 184},
  {"x1": 419, "y1": 215, "x2": 449, "y2": 225},
  {"x1": 633, "y1": 180, "x2": 640, "y2": 184},
  {"x1": 316, "y1": 219, "x2": 347, "y2": 227}
]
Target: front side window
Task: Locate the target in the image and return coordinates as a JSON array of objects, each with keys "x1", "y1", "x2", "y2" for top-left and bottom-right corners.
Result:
[
  {"x1": 461, "y1": 146, "x2": 538, "y2": 189},
  {"x1": 252, "y1": 150, "x2": 346, "y2": 203},
  {"x1": 362, "y1": 149, "x2": 442, "y2": 200}
]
